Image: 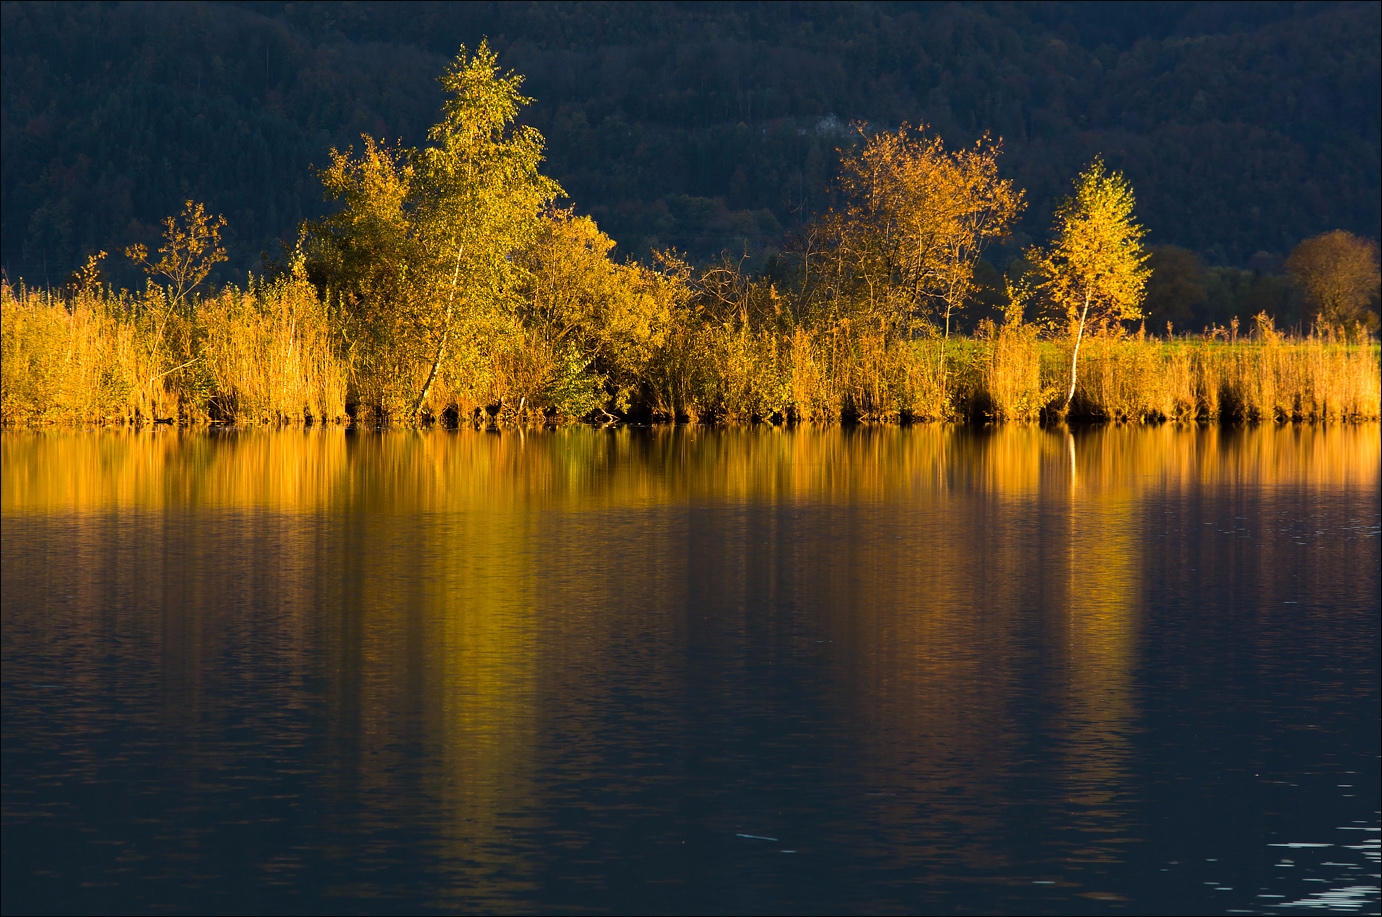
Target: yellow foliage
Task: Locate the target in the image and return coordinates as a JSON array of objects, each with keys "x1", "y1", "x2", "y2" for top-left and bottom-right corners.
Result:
[
  {"x1": 1030, "y1": 159, "x2": 1152, "y2": 408},
  {"x1": 1031, "y1": 159, "x2": 1150, "y2": 336},
  {"x1": 518, "y1": 209, "x2": 679, "y2": 414},
  {"x1": 815, "y1": 124, "x2": 1023, "y2": 336}
]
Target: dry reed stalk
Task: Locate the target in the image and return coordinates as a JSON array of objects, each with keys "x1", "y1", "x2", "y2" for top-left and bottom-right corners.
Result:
[
  {"x1": 2, "y1": 284, "x2": 148, "y2": 424},
  {"x1": 198, "y1": 279, "x2": 347, "y2": 424},
  {"x1": 906, "y1": 339, "x2": 954, "y2": 420},
  {"x1": 1069, "y1": 338, "x2": 1167, "y2": 421},
  {"x1": 976, "y1": 323, "x2": 1046, "y2": 422},
  {"x1": 786, "y1": 327, "x2": 836, "y2": 421}
]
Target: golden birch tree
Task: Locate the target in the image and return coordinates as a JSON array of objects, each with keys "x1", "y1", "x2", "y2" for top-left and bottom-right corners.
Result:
[
  {"x1": 1029, "y1": 159, "x2": 1150, "y2": 409},
  {"x1": 309, "y1": 41, "x2": 561, "y2": 419}
]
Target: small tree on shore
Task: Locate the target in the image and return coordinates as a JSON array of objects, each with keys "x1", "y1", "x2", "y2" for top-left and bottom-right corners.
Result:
[
  {"x1": 125, "y1": 200, "x2": 228, "y2": 306},
  {"x1": 123, "y1": 201, "x2": 228, "y2": 415},
  {"x1": 1030, "y1": 159, "x2": 1150, "y2": 410},
  {"x1": 1285, "y1": 230, "x2": 1381, "y2": 337}
]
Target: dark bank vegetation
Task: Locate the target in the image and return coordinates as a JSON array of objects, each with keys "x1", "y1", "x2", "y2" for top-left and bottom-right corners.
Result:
[
  {"x1": 5, "y1": 1, "x2": 1380, "y2": 285},
  {"x1": 3, "y1": 44, "x2": 1379, "y2": 428}
]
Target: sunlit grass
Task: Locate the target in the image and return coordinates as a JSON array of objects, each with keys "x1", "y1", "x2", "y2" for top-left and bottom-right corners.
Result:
[
  {"x1": 3, "y1": 281, "x2": 1377, "y2": 427},
  {"x1": 2, "y1": 280, "x2": 346, "y2": 426}
]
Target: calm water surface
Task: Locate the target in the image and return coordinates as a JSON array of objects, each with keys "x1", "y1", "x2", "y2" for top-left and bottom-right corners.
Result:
[{"x1": 2, "y1": 425, "x2": 1379, "y2": 915}]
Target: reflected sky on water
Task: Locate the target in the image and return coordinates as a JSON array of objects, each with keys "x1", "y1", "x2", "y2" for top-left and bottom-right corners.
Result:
[{"x1": 3, "y1": 424, "x2": 1379, "y2": 914}]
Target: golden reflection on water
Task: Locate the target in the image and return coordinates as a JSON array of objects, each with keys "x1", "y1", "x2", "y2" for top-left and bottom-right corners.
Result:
[
  {"x1": 3, "y1": 423, "x2": 1377, "y2": 513},
  {"x1": 2, "y1": 423, "x2": 1377, "y2": 907}
]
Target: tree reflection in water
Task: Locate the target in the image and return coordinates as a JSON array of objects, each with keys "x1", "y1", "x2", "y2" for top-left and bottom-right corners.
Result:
[{"x1": 2, "y1": 424, "x2": 1378, "y2": 913}]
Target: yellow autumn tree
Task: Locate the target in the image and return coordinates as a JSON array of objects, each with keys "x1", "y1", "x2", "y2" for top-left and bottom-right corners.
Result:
[
  {"x1": 308, "y1": 41, "x2": 562, "y2": 419},
  {"x1": 812, "y1": 125, "x2": 1022, "y2": 383},
  {"x1": 123, "y1": 200, "x2": 230, "y2": 416},
  {"x1": 1030, "y1": 159, "x2": 1150, "y2": 409}
]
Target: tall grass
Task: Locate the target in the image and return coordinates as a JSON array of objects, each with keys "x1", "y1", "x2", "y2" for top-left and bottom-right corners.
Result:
[
  {"x1": 198, "y1": 277, "x2": 347, "y2": 423},
  {"x1": 2, "y1": 280, "x2": 346, "y2": 426},
  {"x1": 2, "y1": 285, "x2": 148, "y2": 424},
  {"x1": 1067, "y1": 336, "x2": 1380, "y2": 422},
  {"x1": 3, "y1": 280, "x2": 1377, "y2": 426},
  {"x1": 973, "y1": 319, "x2": 1052, "y2": 422},
  {"x1": 653, "y1": 321, "x2": 951, "y2": 423}
]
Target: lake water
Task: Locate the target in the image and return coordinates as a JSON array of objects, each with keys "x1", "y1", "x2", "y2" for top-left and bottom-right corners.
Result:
[{"x1": 2, "y1": 425, "x2": 1379, "y2": 915}]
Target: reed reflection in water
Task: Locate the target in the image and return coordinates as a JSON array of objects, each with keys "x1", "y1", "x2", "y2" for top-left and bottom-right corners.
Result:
[{"x1": 2, "y1": 424, "x2": 1378, "y2": 914}]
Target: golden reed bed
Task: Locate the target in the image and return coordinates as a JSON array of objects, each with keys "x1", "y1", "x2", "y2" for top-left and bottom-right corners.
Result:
[{"x1": 3, "y1": 283, "x2": 1377, "y2": 427}]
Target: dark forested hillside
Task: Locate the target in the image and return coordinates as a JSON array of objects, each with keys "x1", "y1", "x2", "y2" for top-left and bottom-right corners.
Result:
[{"x1": 3, "y1": 0, "x2": 1379, "y2": 289}]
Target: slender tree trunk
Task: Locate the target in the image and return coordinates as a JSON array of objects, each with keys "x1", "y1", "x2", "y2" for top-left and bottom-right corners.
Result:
[
  {"x1": 1064, "y1": 291, "x2": 1091, "y2": 409},
  {"x1": 412, "y1": 248, "x2": 464, "y2": 418},
  {"x1": 938, "y1": 273, "x2": 963, "y2": 394},
  {"x1": 938, "y1": 301, "x2": 952, "y2": 382}
]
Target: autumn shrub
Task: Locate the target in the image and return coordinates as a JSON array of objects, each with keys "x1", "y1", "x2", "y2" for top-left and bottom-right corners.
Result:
[
  {"x1": 700, "y1": 323, "x2": 792, "y2": 420},
  {"x1": 646, "y1": 315, "x2": 708, "y2": 422},
  {"x1": 514, "y1": 209, "x2": 682, "y2": 420}
]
